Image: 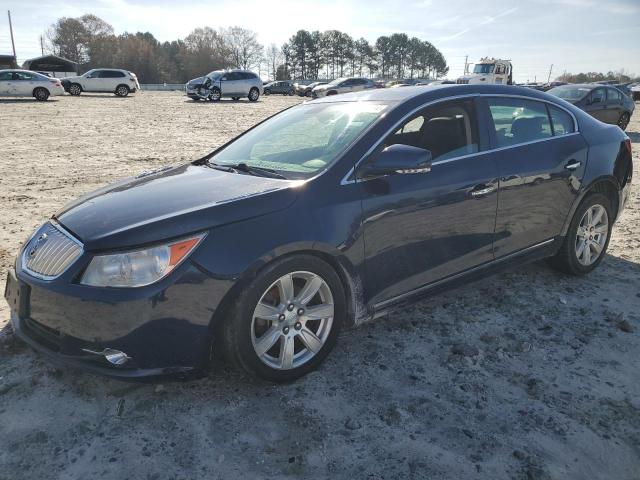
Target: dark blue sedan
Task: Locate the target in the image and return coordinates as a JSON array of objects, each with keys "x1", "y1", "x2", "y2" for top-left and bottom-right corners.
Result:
[{"x1": 4, "y1": 85, "x2": 633, "y2": 382}]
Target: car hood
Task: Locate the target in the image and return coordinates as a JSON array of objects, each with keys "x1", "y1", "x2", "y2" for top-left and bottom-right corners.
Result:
[
  {"x1": 187, "y1": 76, "x2": 205, "y2": 86},
  {"x1": 56, "y1": 163, "x2": 300, "y2": 251}
]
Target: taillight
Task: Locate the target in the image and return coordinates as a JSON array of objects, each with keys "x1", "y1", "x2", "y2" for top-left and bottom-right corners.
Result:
[{"x1": 624, "y1": 138, "x2": 632, "y2": 156}]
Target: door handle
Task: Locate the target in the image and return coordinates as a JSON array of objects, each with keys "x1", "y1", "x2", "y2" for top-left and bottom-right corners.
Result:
[
  {"x1": 470, "y1": 185, "x2": 496, "y2": 197},
  {"x1": 565, "y1": 160, "x2": 582, "y2": 170}
]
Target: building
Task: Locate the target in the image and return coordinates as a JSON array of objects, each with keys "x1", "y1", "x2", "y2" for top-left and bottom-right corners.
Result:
[
  {"x1": 21, "y1": 55, "x2": 78, "y2": 78},
  {"x1": 0, "y1": 54, "x2": 18, "y2": 69}
]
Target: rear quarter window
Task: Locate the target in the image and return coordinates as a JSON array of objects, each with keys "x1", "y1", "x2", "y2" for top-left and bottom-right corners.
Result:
[{"x1": 548, "y1": 105, "x2": 575, "y2": 135}]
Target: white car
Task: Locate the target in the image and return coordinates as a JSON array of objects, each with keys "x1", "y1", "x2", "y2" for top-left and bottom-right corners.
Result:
[
  {"x1": 62, "y1": 69, "x2": 140, "y2": 97},
  {"x1": 312, "y1": 77, "x2": 375, "y2": 98},
  {"x1": 0, "y1": 69, "x2": 65, "y2": 101}
]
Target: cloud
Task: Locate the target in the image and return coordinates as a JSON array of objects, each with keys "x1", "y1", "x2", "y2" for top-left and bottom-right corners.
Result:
[{"x1": 437, "y1": 6, "x2": 518, "y2": 42}]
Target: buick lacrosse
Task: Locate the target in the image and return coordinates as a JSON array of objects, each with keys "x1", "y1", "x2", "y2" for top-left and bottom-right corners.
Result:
[{"x1": 5, "y1": 85, "x2": 633, "y2": 382}]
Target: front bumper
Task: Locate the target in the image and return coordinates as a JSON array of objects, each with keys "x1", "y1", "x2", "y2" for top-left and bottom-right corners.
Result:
[{"x1": 4, "y1": 242, "x2": 227, "y2": 380}]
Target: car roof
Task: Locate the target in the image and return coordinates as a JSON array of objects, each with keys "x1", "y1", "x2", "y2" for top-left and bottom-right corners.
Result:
[{"x1": 310, "y1": 84, "x2": 567, "y2": 104}]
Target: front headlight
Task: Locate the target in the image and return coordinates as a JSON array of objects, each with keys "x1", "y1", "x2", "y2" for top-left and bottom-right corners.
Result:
[{"x1": 80, "y1": 234, "x2": 205, "y2": 288}]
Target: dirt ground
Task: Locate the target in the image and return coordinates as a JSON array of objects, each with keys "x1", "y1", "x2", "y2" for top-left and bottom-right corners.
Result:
[{"x1": 0, "y1": 92, "x2": 638, "y2": 480}]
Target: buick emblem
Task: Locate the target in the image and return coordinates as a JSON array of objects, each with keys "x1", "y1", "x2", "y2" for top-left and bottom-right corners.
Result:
[{"x1": 29, "y1": 233, "x2": 48, "y2": 257}]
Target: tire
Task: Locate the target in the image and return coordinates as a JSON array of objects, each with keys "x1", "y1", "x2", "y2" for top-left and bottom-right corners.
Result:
[
  {"x1": 33, "y1": 87, "x2": 49, "y2": 101},
  {"x1": 305, "y1": 90, "x2": 313, "y2": 97},
  {"x1": 68, "y1": 83, "x2": 82, "y2": 96},
  {"x1": 208, "y1": 87, "x2": 221, "y2": 102},
  {"x1": 115, "y1": 85, "x2": 130, "y2": 97},
  {"x1": 548, "y1": 192, "x2": 613, "y2": 275},
  {"x1": 288, "y1": 89, "x2": 295, "y2": 96},
  {"x1": 617, "y1": 112, "x2": 630, "y2": 131},
  {"x1": 222, "y1": 254, "x2": 345, "y2": 382},
  {"x1": 248, "y1": 87, "x2": 260, "y2": 102}
]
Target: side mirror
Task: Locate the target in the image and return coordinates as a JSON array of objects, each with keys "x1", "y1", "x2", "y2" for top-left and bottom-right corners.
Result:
[{"x1": 358, "y1": 144, "x2": 432, "y2": 178}]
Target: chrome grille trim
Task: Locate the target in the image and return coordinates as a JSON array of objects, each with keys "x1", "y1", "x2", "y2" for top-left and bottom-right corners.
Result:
[{"x1": 21, "y1": 223, "x2": 83, "y2": 280}]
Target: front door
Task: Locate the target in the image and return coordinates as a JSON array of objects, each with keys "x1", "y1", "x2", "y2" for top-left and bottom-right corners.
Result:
[
  {"x1": 484, "y1": 96, "x2": 587, "y2": 257},
  {"x1": 359, "y1": 98, "x2": 499, "y2": 305},
  {"x1": 221, "y1": 72, "x2": 242, "y2": 95}
]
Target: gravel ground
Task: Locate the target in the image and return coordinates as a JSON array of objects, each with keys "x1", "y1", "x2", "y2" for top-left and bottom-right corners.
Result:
[{"x1": 0, "y1": 92, "x2": 638, "y2": 480}]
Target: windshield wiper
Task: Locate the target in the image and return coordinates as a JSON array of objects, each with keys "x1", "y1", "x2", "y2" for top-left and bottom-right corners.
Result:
[{"x1": 207, "y1": 161, "x2": 287, "y2": 179}]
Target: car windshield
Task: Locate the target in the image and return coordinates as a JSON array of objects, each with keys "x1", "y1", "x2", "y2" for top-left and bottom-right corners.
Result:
[
  {"x1": 473, "y1": 64, "x2": 495, "y2": 74},
  {"x1": 548, "y1": 86, "x2": 591, "y2": 101},
  {"x1": 209, "y1": 102, "x2": 388, "y2": 180},
  {"x1": 207, "y1": 71, "x2": 223, "y2": 80}
]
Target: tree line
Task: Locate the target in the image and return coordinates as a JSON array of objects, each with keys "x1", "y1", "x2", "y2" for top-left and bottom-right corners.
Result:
[
  {"x1": 45, "y1": 15, "x2": 448, "y2": 83},
  {"x1": 556, "y1": 70, "x2": 638, "y2": 84}
]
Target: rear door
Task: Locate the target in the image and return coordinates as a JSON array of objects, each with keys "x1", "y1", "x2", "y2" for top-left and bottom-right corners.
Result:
[
  {"x1": 13, "y1": 71, "x2": 36, "y2": 95},
  {"x1": 484, "y1": 96, "x2": 587, "y2": 257},
  {"x1": 360, "y1": 98, "x2": 499, "y2": 305},
  {"x1": 0, "y1": 71, "x2": 14, "y2": 95},
  {"x1": 604, "y1": 87, "x2": 624, "y2": 124},
  {"x1": 103, "y1": 70, "x2": 124, "y2": 92},
  {"x1": 585, "y1": 88, "x2": 608, "y2": 122}
]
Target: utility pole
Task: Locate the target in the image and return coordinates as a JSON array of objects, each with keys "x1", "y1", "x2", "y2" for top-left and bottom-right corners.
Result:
[
  {"x1": 547, "y1": 64, "x2": 554, "y2": 83},
  {"x1": 464, "y1": 55, "x2": 468, "y2": 75},
  {"x1": 8, "y1": 10, "x2": 17, "y2": 59},
  {"x1": 40, "y1": 35, "x2": 44, "y2": 56}
]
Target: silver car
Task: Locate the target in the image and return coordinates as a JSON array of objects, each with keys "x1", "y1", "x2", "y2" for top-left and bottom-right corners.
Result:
[
  {"x1": 312, "y1": 77, "x2": 375, "y2": 98},
  {"x1": 187, "y1": 69, "x2": 263, "y2": 102},
  {"x1": 0, "y1": 69, "x2": 65, "y2": 101}
]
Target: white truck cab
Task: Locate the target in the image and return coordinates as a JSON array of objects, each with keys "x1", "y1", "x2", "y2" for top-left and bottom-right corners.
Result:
[{"x1": 457, "y1": 58, "x2": 513, "y2": 85}]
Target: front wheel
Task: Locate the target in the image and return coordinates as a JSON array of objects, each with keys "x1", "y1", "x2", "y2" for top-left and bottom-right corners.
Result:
[
  {"x1": 617, "y1": 112, "x2": 630, "y2": 131},
  {"x1": 208, "y1": 87, "x2": 221, "y2": 102},
  {"x1": 68, "y1": 83, "x2": 82, "y2": 96},
  {"x1": 548, "y1": 193, "x2": 612, "y2": 275},
  {"x1": 222, "y1": 255, "x2": 345, "y2": 382},
  {"x1": 33, "y1": 87, "x2": 49, "y2": 101},
  {"x1": 248, "y1": 87, "x2": 260, "y2": 102}
]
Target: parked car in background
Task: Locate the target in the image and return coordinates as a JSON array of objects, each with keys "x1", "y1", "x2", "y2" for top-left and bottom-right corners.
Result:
[
  {"x1": 264, "y1": 81, "x2": 295, "y2": 95},
  {"x1": 548, "y1": 84, "x2": 635, "y2": 130},
  {"x1": 631, "y1": 83, "x2": 640, "y2": 101},
  {"x1": 312, "y1": 77, "x2": 375, "y2": 97},
  {"x1": 293, "y1": 79, "x2": 315, "y2": 95},
  {"x1": 0, "y1": 69, "x2": 64, "y2": 101},
  {"x1": 297, "y1": 81, "x2": 327, "y2": 97},
  {"x1": 5, "y1": 85, "x2": 632, "y2": 382},
  {"x1": 186, "y1": 69, "x2": 262, "y2": 102},
  {"x1": 62, "y1": 69, "x2": 139, "y2": 97}
]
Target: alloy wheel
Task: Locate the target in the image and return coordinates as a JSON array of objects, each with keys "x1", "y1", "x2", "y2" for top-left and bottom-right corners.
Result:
[
  {"x1": 618, "y1": 113, "x2": 630, "y2": 130},
  {"x1": 116, "y1": 86, "x2": 129, "y2": 96},
  {"x1": 69, "y1": 84, "x2": 81, "y2": 95},
  {"x1": 251, "y1": 271, "x2": 334, "y2": 370},
  {"x1": 249, "y1": 89, "x2": 259, "y2": 101},
  {"x1": 575, "y1": 204, "x2": 608, "y2": 266}
]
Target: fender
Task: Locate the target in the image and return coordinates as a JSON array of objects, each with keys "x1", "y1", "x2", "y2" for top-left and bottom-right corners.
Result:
[{"x1": 560, "y1": 175, "x2": 620, "y2": 237}]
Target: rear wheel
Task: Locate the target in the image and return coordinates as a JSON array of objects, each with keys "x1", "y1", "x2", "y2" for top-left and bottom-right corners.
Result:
[
  {"x1": 288, "y1": 89, "x2": 295, "y2": 96},
  {"x1": 222, "y1": 255, "x2": 345, "y2": 382},
  {"x1": 115, "y1": 85, "x2": 130, "y2": 97},
  {"x1": 68, "y1": 83, "x2": 82, "y2": 96},
  {"x1": 33, "y1": 87, "x2": 49, "y2": 101},
  {"x1": 248, "y1": 87, "x2": 260, "y2": 102},
  {"x1": 617, "y1": 112, "x2": 630, "y2": 131},
  {"x1": 548, "y1": 193, "x2": 612, "y2": 275}
]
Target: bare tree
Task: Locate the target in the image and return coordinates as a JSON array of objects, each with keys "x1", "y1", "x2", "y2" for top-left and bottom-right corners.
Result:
[
  {"x1": 265, "y1": 43, "x2": 281, "y2": 81},
  {"x1": 223, "y1": 27, "x2": 264, "y2": 70}
]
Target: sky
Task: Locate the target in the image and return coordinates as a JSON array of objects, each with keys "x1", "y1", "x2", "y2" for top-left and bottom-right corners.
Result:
[{"x1": 1, "y1": 0, "x2": 639, "y2": 82}]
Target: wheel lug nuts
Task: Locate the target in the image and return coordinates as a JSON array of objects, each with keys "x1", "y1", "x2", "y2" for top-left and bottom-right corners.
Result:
[
  {"x1": 287, "y1": 303, "x2": 295, "y2": 311},
  {"x1": 297, "y1": 308, "x2": 304, "y2": 316},
  {"x1": 283, "y1": 327, "x2": 290, "y2": 334},
  {"x1": 278, "y1": 314, "x2": 286, "y2": 322},
  {"x1": 294, "y1": 322, "x2": 302, "y2": 330}
]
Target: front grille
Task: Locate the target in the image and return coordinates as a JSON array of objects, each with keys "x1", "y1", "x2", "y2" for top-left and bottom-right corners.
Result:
[{"x1": 22, "y1": 223, "x2": 82, "y2": 279}]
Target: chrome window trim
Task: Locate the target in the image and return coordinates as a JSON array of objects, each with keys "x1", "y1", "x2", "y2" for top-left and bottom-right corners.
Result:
[
  {"x1": 340, "y1": 93, "x2": 580, "y2": 185},
  {"x1": 21, "y1": 221, "x2": 83, "y2": 281}
]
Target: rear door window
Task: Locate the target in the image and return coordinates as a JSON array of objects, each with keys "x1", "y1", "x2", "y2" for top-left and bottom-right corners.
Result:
[
  {"x1": 487, "y1": 98, "x2": 552, "y2": 147},
  {"x1": 607, "y1": 88, "x2": 622, "y2": 104},
  {"x1": 590, "y1": 88, "x2": 606, "y2": 104},
  {"x1": 548, "y1": 105, "x2": 575, "y2": 135}
]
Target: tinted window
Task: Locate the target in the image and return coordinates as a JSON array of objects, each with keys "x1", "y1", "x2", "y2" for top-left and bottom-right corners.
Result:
[
  {"x1": 548, "y1": 105, "x2": 575, "y2": 135},
  {"x1": 388, "y1": 99, "x2": 479, "y2": 161},
  {"x1": 0, "y1": 71, "x2": 13, "y2": 81},
  {"x1": 590, "y1": 88, "x2": 606, "y2": 104},
  {"x1": 14, "y1": 72, "x2": 35, "y2": 80},
  {"x1": 487, "y1": 98, "x2": 552, "y2": 147},
  {"x1": 103, "y1": 70, "x2": 125, "y2": 78},
  {"x1": 607, "y1": 88, "x2": 622, "y2": 103},
  {"x1": 225, "y1": 72, "x2": 241, "y2": 81}
]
